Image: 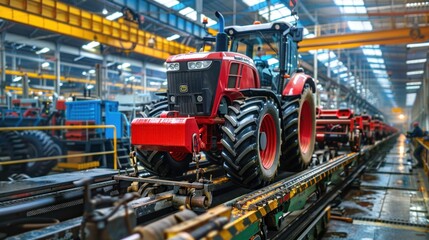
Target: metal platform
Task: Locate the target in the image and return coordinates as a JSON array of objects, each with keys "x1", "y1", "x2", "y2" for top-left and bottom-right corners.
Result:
[{"x1": 324, "y1": 135, "x2": 429, "y2": 239}]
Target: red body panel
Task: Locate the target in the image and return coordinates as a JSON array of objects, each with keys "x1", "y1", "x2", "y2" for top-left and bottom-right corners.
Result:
[
  {"x1": 315, "y1": 108, "x2": 356, "y2": 145},
  {"x1": 131, "y1": 117, "x2": 199, "y2": 153}
]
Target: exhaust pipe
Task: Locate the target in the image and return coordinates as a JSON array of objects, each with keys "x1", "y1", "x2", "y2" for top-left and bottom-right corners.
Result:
[{"x1": 215, "y1": 11, "x2": 228, "y2": 52}]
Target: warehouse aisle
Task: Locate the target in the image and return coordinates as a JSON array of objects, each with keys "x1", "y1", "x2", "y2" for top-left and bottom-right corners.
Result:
[{"x1": 323, "y1": 135, "x2": 429, "y2": 239}]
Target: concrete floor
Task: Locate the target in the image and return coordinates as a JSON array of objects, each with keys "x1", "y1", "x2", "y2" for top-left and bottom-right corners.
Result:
[{"x1": 323, "y1": 135, "x2": 429, "y2": 240}]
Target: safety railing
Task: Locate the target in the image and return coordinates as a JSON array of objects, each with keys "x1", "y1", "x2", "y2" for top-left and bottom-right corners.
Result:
[{"x1": 0, "y1": 125, "x2": 119, "y2": 170}]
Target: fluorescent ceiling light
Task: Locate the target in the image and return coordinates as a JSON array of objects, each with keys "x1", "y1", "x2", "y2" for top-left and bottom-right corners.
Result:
[
  {"x1": 406, "y1": 58, "x2": 427, "y2": 64},
  {"x1": 370, "y1": 64, "x2": 385, "y2": 69},
  {"x1": 406, "y1": 93, "x2": 417, "y2": 106},
  {"x1": 406, "y1": 85, "x2": 420, "y2": 90},
  {"x1": 367, "y1": 58, "x2": 384, "y2": 64},
  {"x1": 166, "y1": 34, "x2": 180, "y2": 41},
  {"x1": 86, "y1": 84, "x2": 94, "y2": 90},
  {"x1": 407, "y1": 70, "x2": 424, "y2": 75},
  {"x1": 82, "y1": 71, "x2": 87, "y2": 76},
  {"x1": 406, "y1": 82, "x2": 422, "y2": 85},
  {"x1": 122, "y1": 62, "x2": 131, "y2": 68},
  {"x1": 407, "y1": 42, "x2": 429, "y2": 48},
  {"x1": 13, "y1": 76, "x2": 22, "y2": 82},
  {"x1": 88, "y1": 69, "x2": 96, "y2": 74},
  {"x1": 82, "y1": 41, "x2": 100, "y2": 50},
  {"x1": 41, "y1": 62, "x2": 50, "y2": 68},
  {"x1": 106, "y1": 11, "x2": 123, "y2": 21},
  {"x1": 36, "y1": 47, "x2": 50, "y2": 54},
  {"x1": 406, "y1": 2, "x2": 429, "y2": 8},
  {"x1": 362, "y1": 48, "x2": 382, "y2": 56},
  {"x1": 102, "y1": 8, "x2": 108, "y2": 15}
]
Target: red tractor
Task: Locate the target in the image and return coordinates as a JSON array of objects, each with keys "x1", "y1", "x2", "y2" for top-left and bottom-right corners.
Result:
[
  {"x1": 131, "y1": 12, "x2": 317, "y2": 188},
  {"x1": 354, "y1": 114, "x2": 375, "y2": 145},
  {"x1": 315, "y1": 108, "x2": 362, "y2": 152}
]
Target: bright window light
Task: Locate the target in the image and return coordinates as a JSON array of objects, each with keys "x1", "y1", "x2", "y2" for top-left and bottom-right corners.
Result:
[
  {"x1": 35, "y1": 47, "x2": 50, "y2": 54},
  {"x1": 407, "y1": 70, "x2": 424, "y2": 75},
  {"x1": 347, "y1": 21, "x2": 372, "y2": 31},
  {"x1": 339, "y1": 73, "x2": 349, "y2": 78},
  {"x1": 406, "y1": 93, "x2": 417, "y2": 106},
  {"x1": 407, "y1": 42, "x2": 429, "y2": 48},
  {"x1": 406, "y1": 85, "x2": 420, "y2": 90},
  {"x1": 106, "y1": 11, "x2": 123, "y2": 21},
  {"x1": 122, "y1": 62, "x2": 131, "y2": 68},
  {"x1": 153, "y1": 0, "x2": 180, "y2": 8},
  {"x1": 406, "y1": 58, "x2": 427, "y2": 64},
  {"x1": 166, "y1": 34, "x2": 180, "y2": 41},
  {"x1": 242, "y1": 0, "x2": 265, "y2": 7},
  {"x1": 406, "y1": 82, "x2": 422, "y2": 85}
]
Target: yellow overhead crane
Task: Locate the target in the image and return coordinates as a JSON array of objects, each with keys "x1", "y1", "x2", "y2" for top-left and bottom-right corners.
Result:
[
  {"x1": 0, "y1": 0, "x2": 428, "y2": 58},
  {"x1": 0, "y1": 0, "x2": 195, "y2": 60}
]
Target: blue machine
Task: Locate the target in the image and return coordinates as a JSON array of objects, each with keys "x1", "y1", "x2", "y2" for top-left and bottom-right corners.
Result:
[{"x1": 65, "y1": 100, "x2": 130, "y2": 139}]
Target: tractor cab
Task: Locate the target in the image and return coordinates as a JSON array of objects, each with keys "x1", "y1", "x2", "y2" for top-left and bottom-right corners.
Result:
[{"x1": 226, "y1": 21, "x2": 303, "y2": 93}]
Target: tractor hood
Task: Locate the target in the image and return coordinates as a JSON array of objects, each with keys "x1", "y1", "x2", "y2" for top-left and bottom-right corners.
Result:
[{"x1": 167, "y1": 52, "x2": 255, "y2": 66}]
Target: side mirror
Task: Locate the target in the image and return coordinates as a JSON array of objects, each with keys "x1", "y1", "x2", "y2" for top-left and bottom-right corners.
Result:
[{"x1": 291, "y1": 27, "x2": 303, "y2": 42}]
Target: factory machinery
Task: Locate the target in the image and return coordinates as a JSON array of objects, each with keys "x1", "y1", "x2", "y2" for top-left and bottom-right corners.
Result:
[{"x1": 0, "y1": 12, "x2": 398, "y2": 240}]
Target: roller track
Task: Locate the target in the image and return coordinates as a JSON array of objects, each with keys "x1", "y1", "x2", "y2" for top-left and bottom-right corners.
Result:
[{"x1": 1, "y1": 134, "x2": 398, "y2": 240}]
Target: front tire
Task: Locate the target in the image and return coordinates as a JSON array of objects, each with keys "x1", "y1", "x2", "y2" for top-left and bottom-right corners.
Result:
[
  {"x1": 221, "y1": 97, "x2": 281, "y2": 188},
  {"x1": 135, "y1": 98, "x2": 191, "y2": 178},
  {"x1": 281, "y1": 89, "x2": 316, "y2": 171}
]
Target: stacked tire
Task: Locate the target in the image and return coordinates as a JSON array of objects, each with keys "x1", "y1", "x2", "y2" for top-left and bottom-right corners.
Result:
[{"x1": 0, "y1": 131, "x2": 65, "y2": 180}]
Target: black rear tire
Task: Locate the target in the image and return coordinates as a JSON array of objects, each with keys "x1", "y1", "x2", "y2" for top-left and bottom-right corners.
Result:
[
  {"x1": 0, "y1": 131, "x2": 28, "y2": 180},
  {"x1": 280, "y1": 89, "x2": 316, "y2": 171},
  {"x1": 221, "y1": 97, "x2": 281, "y2": 188},
  {"x1": 20, "y1": 131, "x2": 59, "y2": 177},
  {"x1": 136, "y1": 98, "x2": 191, "y2": 178}
]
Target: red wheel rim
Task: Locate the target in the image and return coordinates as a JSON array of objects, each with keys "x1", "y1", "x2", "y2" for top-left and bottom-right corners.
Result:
[
  {"x1": 259, "y1": 113, "x2": 277, "y2": 169},
  {"x1": 169, "y1": 152, "x2": 187, "y2": 161},
  {"x1": 299, "y1": 100, "x2": 313, "y2": 154}
]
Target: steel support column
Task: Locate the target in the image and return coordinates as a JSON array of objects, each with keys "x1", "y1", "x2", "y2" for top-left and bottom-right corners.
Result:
[
  {"x1": 0, "y1": 32, "x2": 5, "y2": 104},
  {"x1": 55, "y1": 41, "x2": 61, "y2": 95}
]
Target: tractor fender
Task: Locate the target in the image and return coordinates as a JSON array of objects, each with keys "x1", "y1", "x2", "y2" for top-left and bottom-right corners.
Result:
[
  {"x1": 240, "y1": 89, "x2": 282, "y2": 109},
  {"x1": 282, "y1": 72, "x2": 316, "y2": 96}
]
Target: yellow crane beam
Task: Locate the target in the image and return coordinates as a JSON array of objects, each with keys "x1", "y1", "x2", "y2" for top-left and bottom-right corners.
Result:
[
  {"x1": 0, "y1": 0, "x2": 195, "y2": 61},
  {"x1": 299, "y1": 26, "x2": 429, "y2": 52},
  {"x1": 2, "y1": 70, "x2": 159, "y2": 92}
]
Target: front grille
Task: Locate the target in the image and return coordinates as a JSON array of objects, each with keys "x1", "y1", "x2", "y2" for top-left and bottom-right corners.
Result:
[{"x1": 167, "y1": 61, "x2": 221, "y2": 116}]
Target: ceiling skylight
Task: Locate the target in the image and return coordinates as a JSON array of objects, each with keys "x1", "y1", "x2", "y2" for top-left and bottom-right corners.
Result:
[
  {"x1": 258, "y1": 3, "x2": 295, "y2": 23},
  {"x1": 242, "y1": 0, "x2": 265, "y2": 7},
  {"x1": 153, "y1": 0, "x2": 180, "y2": 8},
  {"x1": 406, "y1": 93, "x2": 417, "y2": 106},
  {"x1": 347, "y1": 21, "x2": 373, "y2": 31}
]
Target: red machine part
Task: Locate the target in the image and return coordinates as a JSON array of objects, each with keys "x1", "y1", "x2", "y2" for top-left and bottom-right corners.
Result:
[
  {"x1": 315, "y1": 108, "x2": 361, "y2": 151},
  {"x1": 131, "y1": 117, "x2": 200, "y2": 154}
]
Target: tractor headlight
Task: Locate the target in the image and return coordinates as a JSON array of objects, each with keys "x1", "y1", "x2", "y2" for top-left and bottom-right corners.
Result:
[
  {"x1": 166, "y1": 62, "x2": 180, "y2": 71},
  {"x1": 187, "y1": 61, "x2": 212, "y2": 70}
]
